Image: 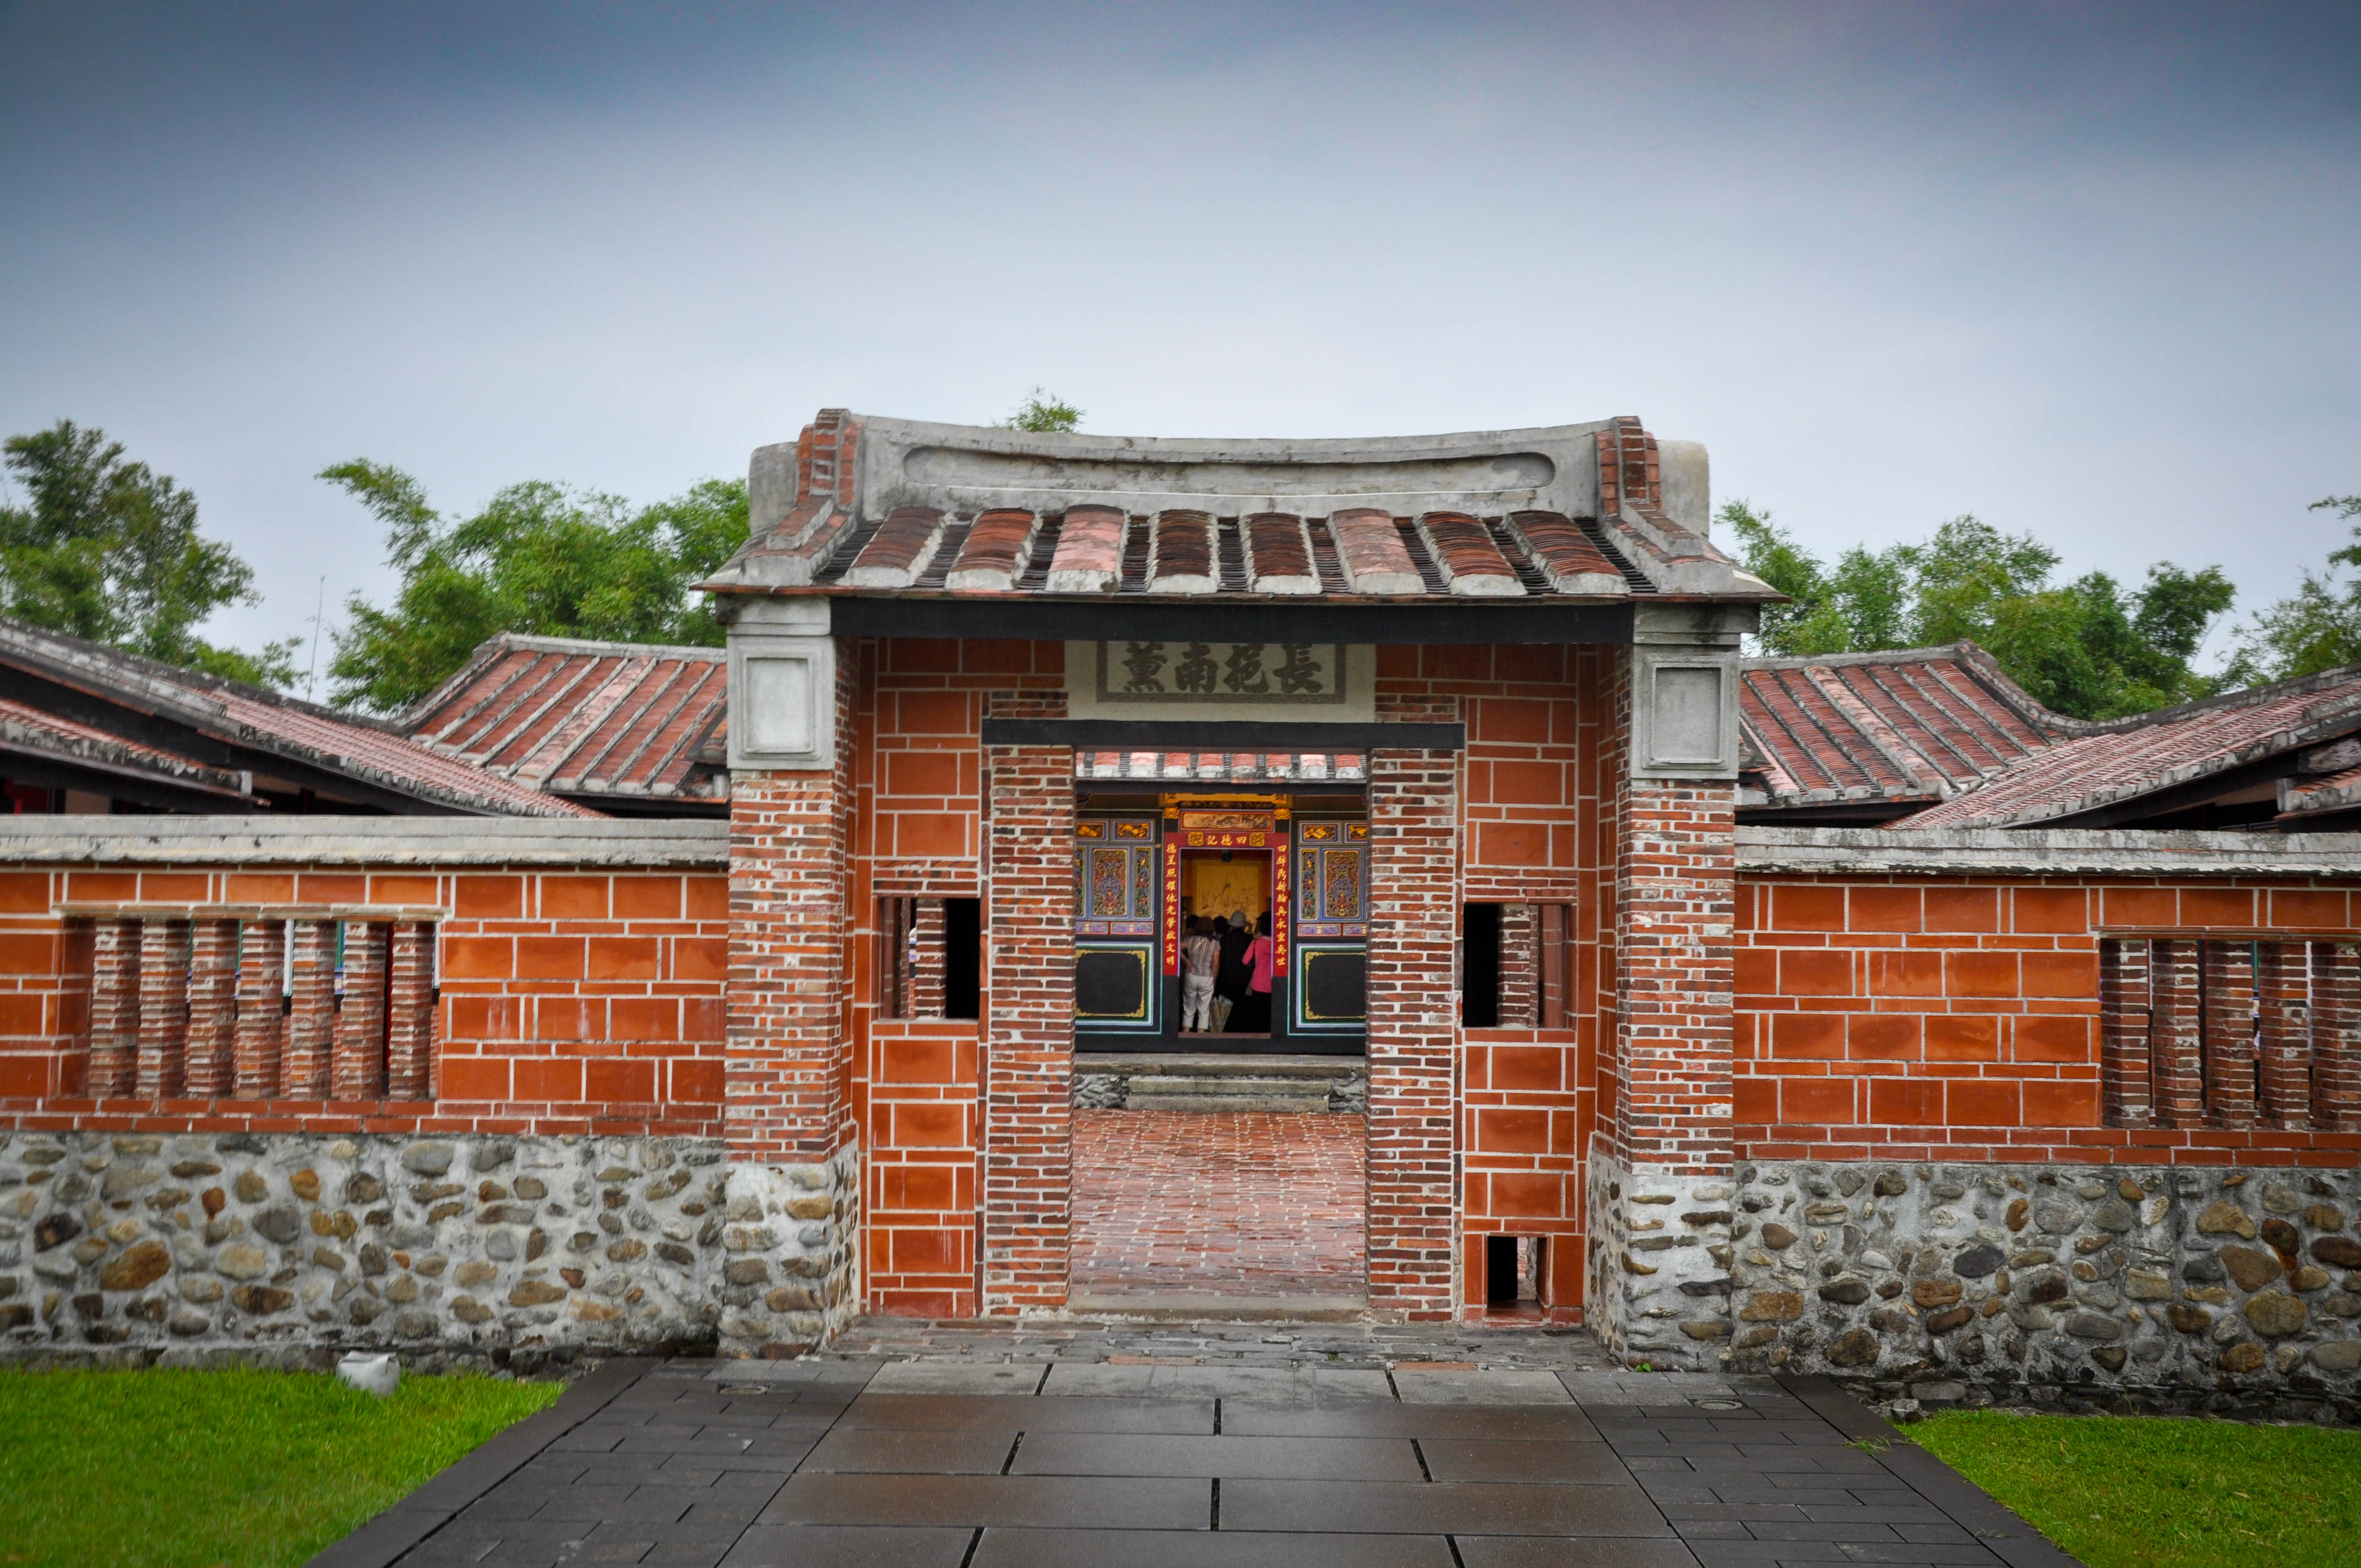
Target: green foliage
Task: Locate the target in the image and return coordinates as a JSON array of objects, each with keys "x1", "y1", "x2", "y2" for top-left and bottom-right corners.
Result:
[
  {"x1": 0, "y1": 1365, "x2": 559, "y2": 1568},
  {"x1": 322, "y1": 462, "x2": 748, "y2": 714},
  {"x1": 2221, "y1": 494, "x2": 2361, "y2": 686},
  {"x1": 0, "y1": 420, "x2": 299, "y2": 687},
  {"x1": 999, "y1": 386, "x2": 1084, "y2": 433},
  {"x1": 1912, "y1": 1410, "x2": 2361, "y2": 1568},
  {"x1": 1727, "y1": 500, "x2": 2233, "y2": 720}
]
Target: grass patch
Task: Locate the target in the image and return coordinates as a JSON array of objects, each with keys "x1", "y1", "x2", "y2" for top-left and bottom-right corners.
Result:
[
  {"x1": 0, "y1": 1365, "x2": 561, "y2": 1568},
  {"x1": 1913, "y1": 1409, "x2": 2361, "y2": 1568}
]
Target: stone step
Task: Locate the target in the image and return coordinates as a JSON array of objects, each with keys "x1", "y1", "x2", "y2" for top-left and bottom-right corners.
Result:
[
  {"x1": 1089, "y1": 1053, "x2": 1362, "y2": 1080},
  {"x1": 1127, "y1": 1075, "x2": 1339, "y2": 1098},
  {"x1": 1123, "y1": 1093, "x2": 1333, "y2": 1114}
]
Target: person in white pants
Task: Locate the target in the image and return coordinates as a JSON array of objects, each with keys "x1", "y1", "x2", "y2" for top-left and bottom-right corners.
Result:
[{"x1": 1178, "y1": 917, "x2": 1221, "y2": 1032}]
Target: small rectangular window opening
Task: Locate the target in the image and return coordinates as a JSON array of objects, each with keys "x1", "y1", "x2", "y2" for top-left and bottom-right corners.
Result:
[
  {"x1": 943, "y1": 898, "x2": 982, "y2": 1021},
  {"x1": 1462, "y1": 903, "x2": 1502, "y2": 1028}
]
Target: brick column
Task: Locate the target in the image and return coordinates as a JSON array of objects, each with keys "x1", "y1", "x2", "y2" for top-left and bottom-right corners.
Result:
[
  {"x1": 981, "y1": 741, "x2": 1074, "y2": 1312},
  {"x1": 282, "y1": 919, "x2": 336, "y2": 1098},
  {"x1": 333, "y1": 921, "x2": 388, "y2": 1100},
  {"x1": 233, "y1": 919, "x2": 285, "y2": 1098},
  {"x1": 728, "y1": 771, "x2": 850, "y2": 1158},
  {"x1": 183, "y1": 918, "x2": 240, "y2": 1097},
  {"x1": 387, "y1": 921, "x2": 435, "y2": 1100},
  {"x1": 2311, "y1": 940, "x2": 2361, "y2": 1132},
  {"x1": 2256, "y1": 940, "x2": 2311, "y2": 1129},
  {"x1": 2149, "y1": 938, "x2": 2205, "y2": 1126},
  {"x1": 134, "y1": 917, "x2": 189, "y2": 1099},
  {"x1": 2098, "y1": 938, "x2": 2152, "y2": 1127},
  {"x1": 2201, "y1": 939, "x2": 2256, "y2": 1129},
  {"x1": 911, "y1": 898, "x2": 947, "y2": 1019},
  {"x1": 87, "y1": 916, "x2": 141, "y2": 1098},
  {"x1": 1498, "y1": 902, "x2": 1538, "y2": 1028},
  {"x1": 1615, "y1": 782, "x2": 1737, "y2": 1173},
  {"x1": 1366, "y1": 747, "x2": 1460, "y2": 1319}
]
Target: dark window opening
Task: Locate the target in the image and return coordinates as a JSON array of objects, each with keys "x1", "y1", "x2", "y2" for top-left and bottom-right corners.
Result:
[
  {"x1": 943, "y1": 897, "x2": 982, "y2": 1021},
  {"x1": 1462, "y1": 902, "x2": 1502, "y2": 1028}
]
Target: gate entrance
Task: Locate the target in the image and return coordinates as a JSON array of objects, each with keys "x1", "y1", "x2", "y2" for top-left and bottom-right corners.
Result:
[{"x1": 1073, "y1": 790, "x2": 1368, "y2": 1054}]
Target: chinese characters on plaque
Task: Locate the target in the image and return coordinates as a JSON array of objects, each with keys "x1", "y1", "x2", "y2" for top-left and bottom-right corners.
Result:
[{"x1": 1095, "y1": 642, "x2": 1347, "y2": 705}]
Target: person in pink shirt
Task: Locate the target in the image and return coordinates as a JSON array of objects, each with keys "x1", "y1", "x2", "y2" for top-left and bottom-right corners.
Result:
[{"x1": 1237, "y1": 911, "x2": 1276, "y2": 1033}]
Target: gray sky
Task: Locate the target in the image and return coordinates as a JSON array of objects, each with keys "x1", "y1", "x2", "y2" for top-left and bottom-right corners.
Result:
[{"x1": 2, "y1": 1, "x2": 2355, "y2": 672}]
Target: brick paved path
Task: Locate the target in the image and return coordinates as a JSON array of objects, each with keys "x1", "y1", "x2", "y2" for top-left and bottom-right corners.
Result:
[
  {"x1": 350, "y1": 1354, "x2": 2079, "y2": 1568},
  {"x1": 1070, "y1": 1109, "x2": 1366, "y2": 1303}
]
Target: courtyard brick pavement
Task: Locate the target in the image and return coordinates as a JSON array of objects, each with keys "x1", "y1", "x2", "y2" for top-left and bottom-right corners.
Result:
[{"x1": 1070, "y1": 1109, "x2": 1367, "y2": 1303}]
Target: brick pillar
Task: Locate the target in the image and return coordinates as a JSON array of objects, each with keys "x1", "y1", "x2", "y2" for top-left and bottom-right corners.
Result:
[
  {"x1": 2201, "y1": 939, "x2": 2257, "y2": 1129},
  {"x1": 134, "y1": 917, "x2": 189, "y2": 1099},
  {"x1": 387, "y1": 921, "x2": 435, "y2": 1100},
  {"x1": 1615, "y1": 782, "x2": 1737, "y2": 1173},
  {"x1": 981, "y1": 741, "x2": 1074, "y2": 1311},
  {"x1": 233, "y1": 919, "x2": 285, "y2": 1098},
  {"x1": 184, "y1": 918, "x2": 240, "y2": 1097},
  {"x1": 282, "y1": 919, "x2": 336, "y2": 1098},
  {"x1": 1366, "y1": 747, "x2": 1460, "y2": 1319},
  {"x1": 911, "y1": 898, "x2": 947, "y2": 1020},
  {"x1": 332, "y1": 921, "x2": 388, "y2": 1100},
  {"x1": 87, "y1": 916, "x2": 142, "y2": 1098},
  {"x1": 2255, "y1": 940, "x2": 2311, "y2": 1130},
  {"x1": 2098, "y1": 938, "x2": 2152, "y2": 1127},
  {"x1": 2311, "y1": 940, "x2": 2361, "y2": 1133},
  {"x1": 1498, "y1": 902, "x2": 1538, "y2": 1028},
  {"x1": 728, "y1": 771, "x2": 849, "y2": 1158},
  {"x1": 2148, "y1": 938, "x2": 2205, "y2": 1126}
]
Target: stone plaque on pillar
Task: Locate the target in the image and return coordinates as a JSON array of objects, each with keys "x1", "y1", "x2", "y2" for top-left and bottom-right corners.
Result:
[
  {"x1": 728, "y1": 599, "x2": 835, "y2": 770},
  {"x1": 1630, "y1": 603, "x2": 1745, "y2": 780}
]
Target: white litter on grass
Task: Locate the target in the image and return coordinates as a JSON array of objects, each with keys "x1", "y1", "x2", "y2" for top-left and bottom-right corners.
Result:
[{"x1": 337, "y1": 1353, "x2": 400, "y2": 1397}]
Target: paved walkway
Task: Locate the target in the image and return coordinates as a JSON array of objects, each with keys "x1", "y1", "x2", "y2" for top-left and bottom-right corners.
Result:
[
  {"x1": 335, "y1": 1338, "x2": 2079, "y2": 1568},
  {"x1": 1071, "y1": 1110, "x2": 1368, "y2": 1305}
]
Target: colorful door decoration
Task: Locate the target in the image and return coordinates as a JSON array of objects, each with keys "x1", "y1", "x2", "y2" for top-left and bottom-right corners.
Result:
[
  {"x1": 1075, "y1": 819, "x2": 1161, "y2": 1031},
  {"x1": 1291, "y1": 819, "x2": 1368, "y2": 1031}
]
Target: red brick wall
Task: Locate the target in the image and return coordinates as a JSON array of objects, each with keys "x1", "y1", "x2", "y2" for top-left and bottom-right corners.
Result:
[
  {"x1": 1378, "y1": 644, "x2": 1622, "y2": 1315},
  {"x1": 0, "y1": 865, "x2": 727, "y2": 1135},
  {"x1": 1614, "y1": 781, "x2": 1738, "y2": 1173},
  {"x1": 1734, "y1": 874, "x2": 2361, "y2": 1163}
]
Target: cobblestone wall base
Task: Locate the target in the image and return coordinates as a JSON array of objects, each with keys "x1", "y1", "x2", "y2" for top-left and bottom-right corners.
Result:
[
  {"x1": 0, "y1": 1129, "x2": 857, "y2": 1368},
  {"x1": 714, "y1": 1145, "x2": 859, "y2": 1358},
  {"x1": 1585, "y1": 1144, "x2": 1735, "y2": 1369},
  {"x1": 1731, "y1": 1159, "x2": 2361, "y2": 1423}
]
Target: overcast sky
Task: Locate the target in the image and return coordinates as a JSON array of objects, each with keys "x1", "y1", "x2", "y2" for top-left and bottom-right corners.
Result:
[{"x1": 1, "y1": 1, "x2": 2355, "y2": 673}]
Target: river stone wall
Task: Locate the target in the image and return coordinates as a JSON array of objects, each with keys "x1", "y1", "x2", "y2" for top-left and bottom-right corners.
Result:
[
  {"x1": 0, "y1": 1129, "x2": 856, "y2": 1368},
  {"x1": 1730, "y1": 1159, "x2": 2361, "y2": 1422},
  {"x1": 1584, "y1": 1146, "x2": 1736, "y2": 1370}
]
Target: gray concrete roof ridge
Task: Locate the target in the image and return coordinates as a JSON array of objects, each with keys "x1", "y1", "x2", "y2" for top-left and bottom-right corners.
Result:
[{"x1": 1739, "y1": 823, "x2": 2361, "y2": 875}]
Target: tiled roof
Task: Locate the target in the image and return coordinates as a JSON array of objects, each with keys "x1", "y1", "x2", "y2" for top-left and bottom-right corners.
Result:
[
  {"x1": 0, "y1": 618, "x2": 599, "y2": 816},
  {"x1": 1899, "y1": 664, "x2": 2361, "y2": 830},
  {"x1": 402, "y1": 635, "x2": 728, "y2": 808},
  {"x1": 0, "y1": 694, "x2": 254, "y2": 802},
  {"x1": 701, "y1": 410, "x2": 1776, "y2": 608},
  {"x1": 1740, "y1": 645, "x2": 2062, "y2": 813}
]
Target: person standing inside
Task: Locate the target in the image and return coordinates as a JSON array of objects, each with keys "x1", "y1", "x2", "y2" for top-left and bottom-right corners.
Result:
[
  {"x1": 1237, "y1": 911, "x2": 1277, "y2": 1033},
  {"x1": 1178, "y1": 916, "x2": 1221, "y2": 1033},
  {"x1": 1213, "y1": 912, "x2": 1251, "y2": 1032}
]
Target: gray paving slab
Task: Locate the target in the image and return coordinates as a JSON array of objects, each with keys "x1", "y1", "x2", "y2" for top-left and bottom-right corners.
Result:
[
  {"x1": 1012, "y1": 1431, "x2": 1425, "y2": 1480},
  {"x1": 352, "y1": 1341, "x2": 2077, "y2": 1568},
  {"x1": 970, "y1": 1527, "x2": 1457, "y2": 1566}
]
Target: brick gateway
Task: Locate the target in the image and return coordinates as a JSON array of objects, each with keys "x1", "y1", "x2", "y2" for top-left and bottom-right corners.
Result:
[{"x1": 0, "y1": 411, "x2": 2355, "y2": 1414}]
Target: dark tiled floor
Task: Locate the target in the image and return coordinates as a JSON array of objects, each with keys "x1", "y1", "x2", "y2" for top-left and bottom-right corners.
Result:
[{"x1": 380, "y1": 1359, "x2": 2079, "y2": 1568}]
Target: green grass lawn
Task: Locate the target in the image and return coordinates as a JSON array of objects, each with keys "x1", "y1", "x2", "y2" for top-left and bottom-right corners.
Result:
[
  {"x1": 0, "y1": 1365, "x2": 562, "y2": 1568},
  {"x1": 1914, "y1": 1409, "x2": 2361, "y2": 1568}
]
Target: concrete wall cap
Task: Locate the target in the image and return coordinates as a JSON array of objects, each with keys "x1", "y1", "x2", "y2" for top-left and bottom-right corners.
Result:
[
  {"x1": 1740, "y1": 824, "x2": 2361, "y2": 877},
  {"x1": 0, "y1": 814, "x2": 727, "y2": 867}
]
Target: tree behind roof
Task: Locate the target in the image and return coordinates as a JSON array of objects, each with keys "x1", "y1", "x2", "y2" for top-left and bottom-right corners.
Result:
[
  {"x1": 1726, "y1": 502, "x2": 2233, "y2": 721},
  {"x1": 2220, "y1": 496, "x2": 2361, "y2": 686},
  {"x1": 320, "y1": 461, "x2": 747, "y2": 715},
  {"x1": 0, "y1": 421, "x2": 297, "y2": 687}
]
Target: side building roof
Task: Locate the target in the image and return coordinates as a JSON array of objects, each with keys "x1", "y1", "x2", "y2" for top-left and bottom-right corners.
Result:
[
  {"x1": 400, "y1": 635, "x2": 728, "y2": 815},
  {"x1": 0, "y1": 617, "x2": 600, "y2": 816}
]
